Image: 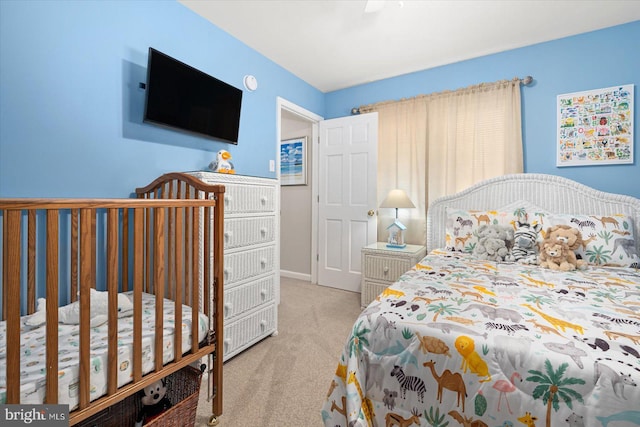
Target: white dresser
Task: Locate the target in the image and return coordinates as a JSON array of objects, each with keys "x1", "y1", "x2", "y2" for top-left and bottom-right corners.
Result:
[
  {"x1": 361, "y1": 243, "x2": 426, "y2": 308},
  {"x1": 190, "y1": 172, "x2": 279, "y2": 361}
]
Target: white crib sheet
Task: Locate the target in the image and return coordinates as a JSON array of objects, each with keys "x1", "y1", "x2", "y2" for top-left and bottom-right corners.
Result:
[{"x1": 0, "y1": 292, "x2": 209, "y2": 410}]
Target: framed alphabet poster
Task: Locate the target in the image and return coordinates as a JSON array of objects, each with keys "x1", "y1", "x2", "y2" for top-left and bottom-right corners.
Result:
[
  {"x1": 279, "y1": 137, "x2": 307, "y2": 185},
  {"x1": 557, "y1": 84, "x2": 633, "y2": 167}
]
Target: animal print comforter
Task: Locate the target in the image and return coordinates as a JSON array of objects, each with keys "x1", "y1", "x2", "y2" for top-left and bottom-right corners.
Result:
[{"x1": 322, "y1": 250, "x2": 640, "y2": 427}]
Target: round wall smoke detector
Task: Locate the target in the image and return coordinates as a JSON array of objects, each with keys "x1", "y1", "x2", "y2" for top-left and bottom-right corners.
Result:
[{"x1": 243, "y1": 75, "x2": 258, "y2": 91}]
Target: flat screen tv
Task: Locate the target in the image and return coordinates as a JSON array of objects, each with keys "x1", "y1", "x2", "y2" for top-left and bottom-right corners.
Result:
[{"x1": 143, "y1": 48, "x2": 242, "y2": 144}]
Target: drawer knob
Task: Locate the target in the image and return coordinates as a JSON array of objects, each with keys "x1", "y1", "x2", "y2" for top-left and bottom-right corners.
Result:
[
  {"x1": 383, "y1": 266, "x2": 389, "y2": 274},
  {"x1": 260, "y1": 196, "x2": 267, "y2": 204},
  {"x1": 260, "y1": 227, "x2": 267, "y2": 235},
  {"x1": 261, "y1": 258, "x2": 267, "y2": 267},
  {"x1": 224, "y1": 303, "x2": 232, "y2": 310}
]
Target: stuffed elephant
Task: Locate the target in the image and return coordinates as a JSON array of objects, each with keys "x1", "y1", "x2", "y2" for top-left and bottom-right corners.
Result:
[{"x1": 472, "y1": 224, "x2": 514, "y2": 262}]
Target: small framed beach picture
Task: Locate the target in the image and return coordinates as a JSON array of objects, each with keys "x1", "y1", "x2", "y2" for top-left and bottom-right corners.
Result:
[{"x1": 279, "y1": 137, "x2": 307, "y2": 186}]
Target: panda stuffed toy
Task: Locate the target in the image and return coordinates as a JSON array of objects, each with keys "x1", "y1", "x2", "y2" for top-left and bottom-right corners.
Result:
[{"x1": 135, "y1": 378, "x2": 172, "y2": 426}]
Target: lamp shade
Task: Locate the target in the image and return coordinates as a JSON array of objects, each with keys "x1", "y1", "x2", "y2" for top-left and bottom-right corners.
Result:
[{"x1": 379, "y1": 189, "x2": 415, "y2": 209}]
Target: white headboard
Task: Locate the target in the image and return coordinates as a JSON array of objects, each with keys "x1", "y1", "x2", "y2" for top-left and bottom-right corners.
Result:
[{"x1": 426, "y1": 173, "x2": 640, "y2": 253}]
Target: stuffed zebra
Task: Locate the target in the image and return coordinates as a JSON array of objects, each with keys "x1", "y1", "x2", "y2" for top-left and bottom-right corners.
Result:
[{"x1": 511, "y1": 221, "x2": 542, "y2": 264}]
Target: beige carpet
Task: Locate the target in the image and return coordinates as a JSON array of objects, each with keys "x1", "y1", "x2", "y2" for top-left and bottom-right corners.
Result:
[{"x1": 195, "y1": 277, "x2": 362, "y2": 426}]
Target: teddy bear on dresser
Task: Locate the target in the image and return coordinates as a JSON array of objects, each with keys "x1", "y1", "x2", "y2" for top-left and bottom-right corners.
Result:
[{"x1": 472, "y1": 224, "x2": 515, "y2": 262}]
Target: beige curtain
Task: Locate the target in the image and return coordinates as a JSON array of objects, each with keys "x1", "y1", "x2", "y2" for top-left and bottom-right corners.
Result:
[{"x1": 360, "y1": 78, "x2": 524, "y2": 245}]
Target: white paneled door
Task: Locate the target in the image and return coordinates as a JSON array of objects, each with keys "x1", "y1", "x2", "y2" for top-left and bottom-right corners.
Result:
[{"x1": 318, "y1": 113, "x2": 378, "y2": 292}]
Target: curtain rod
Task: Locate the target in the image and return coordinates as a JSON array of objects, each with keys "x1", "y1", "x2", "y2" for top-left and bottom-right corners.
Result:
[{"x1": 351, "y1": 75, "x2": 534, "y2": 115}]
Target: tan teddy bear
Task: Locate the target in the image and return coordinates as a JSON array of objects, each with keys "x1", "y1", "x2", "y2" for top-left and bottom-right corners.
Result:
[
  {"x1": 544, "y1": 225, "x2": 587, "y2": 269},
  {"x1": 538, "y1": 241, "x2": 576, "y2": 271}
]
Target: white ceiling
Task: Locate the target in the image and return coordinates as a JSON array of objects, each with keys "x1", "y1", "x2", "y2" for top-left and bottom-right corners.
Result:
[{"x1": 180, "y1": 0, "x2": 640, "y2": 93}]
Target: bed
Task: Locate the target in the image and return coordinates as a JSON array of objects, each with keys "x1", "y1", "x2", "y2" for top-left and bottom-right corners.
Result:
[
  {"x1": 322, "y1": 173, "x2": 640, "y2": 427},
  {"x1": 0, "y1": 184, "x2": 225, "y2": 426}
]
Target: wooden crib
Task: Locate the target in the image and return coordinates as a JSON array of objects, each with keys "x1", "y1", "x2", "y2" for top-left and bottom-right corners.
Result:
[{"x1": 0, "y1": 192, "x2": 224, "y2": 426}]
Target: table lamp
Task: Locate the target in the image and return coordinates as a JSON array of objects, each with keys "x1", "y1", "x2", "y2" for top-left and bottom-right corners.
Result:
[{"x1": 380, "y1": 189, "x2": 415, "y2": 248}]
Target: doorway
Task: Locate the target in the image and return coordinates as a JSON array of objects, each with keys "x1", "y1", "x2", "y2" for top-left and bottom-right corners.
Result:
[
  {"x1": 277, "y1": 99, "x2": 378, "y2": 291},
  {"x1": 277, "y1": 98, "x2": 322, "y2": 283}
]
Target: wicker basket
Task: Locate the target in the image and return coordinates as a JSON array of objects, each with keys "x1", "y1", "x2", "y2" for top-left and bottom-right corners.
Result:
[{"x1": 76, "y1": 365, "x2": 203, "y2": 427}]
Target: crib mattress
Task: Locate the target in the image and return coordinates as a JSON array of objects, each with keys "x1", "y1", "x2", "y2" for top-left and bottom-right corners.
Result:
[{"x1": 0, "y1": 292, "x2": 209, "y2": 410}]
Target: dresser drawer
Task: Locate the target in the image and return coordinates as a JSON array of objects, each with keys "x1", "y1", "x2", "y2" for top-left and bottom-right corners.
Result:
[
  {"x1": 361, "y1": 280, "x2": 392, "y2": 307},
  {"x1": 221, "y1": 184, "x2": 275, "y2": 214},
  {"x1": 223, "y1": 304, "x2": 276, "y2": 358},
  {"x1": 363, "y1": 254, "x2": 412, "y2": 282},
  {"x1": 223, "y1": 245, "x2": 276, "y2": 286},
  {"x1": 224, "y1": 275, "x2": 275, "y2": 320},
  {"x1": 191, "y1": 172, "x2": 276, "y2": 213},
  {"x1": 223, "y1": 216, "x2": 275, "y2": 250}
]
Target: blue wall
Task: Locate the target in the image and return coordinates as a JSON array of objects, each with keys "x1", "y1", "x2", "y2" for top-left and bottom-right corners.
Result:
[
  {"x1": 0, "y1": 1, "x2": 637, "y2": 199},
  {"x1": 326, "y1": 21, "x2": 640, "y2": 198},
  {"x1": 0, "y1": 1, "x2": 324, "y2": 197}
]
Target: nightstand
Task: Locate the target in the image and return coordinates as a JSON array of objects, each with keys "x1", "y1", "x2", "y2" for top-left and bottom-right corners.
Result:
[{"x1": 361, "y1": 243, "x2": 427, "y2": 308}]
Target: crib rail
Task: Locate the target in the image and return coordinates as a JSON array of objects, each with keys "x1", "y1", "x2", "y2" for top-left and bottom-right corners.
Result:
[
  {"x1": 0, "y1": 196, "x2": 224, "y2": 424},
  {"x1": 136, "y1": 172, "x2": 226, "y2": 421}
]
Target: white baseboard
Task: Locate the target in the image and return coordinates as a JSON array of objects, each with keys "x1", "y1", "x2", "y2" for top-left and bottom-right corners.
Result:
[{"x1": 280, "y1": 270, "x2": 311, "y2": 282}]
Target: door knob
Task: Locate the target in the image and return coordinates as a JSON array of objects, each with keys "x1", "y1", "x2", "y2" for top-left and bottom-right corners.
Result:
[{"x1": 367, "y1": 209, "x2": 375, "y2": 217}]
